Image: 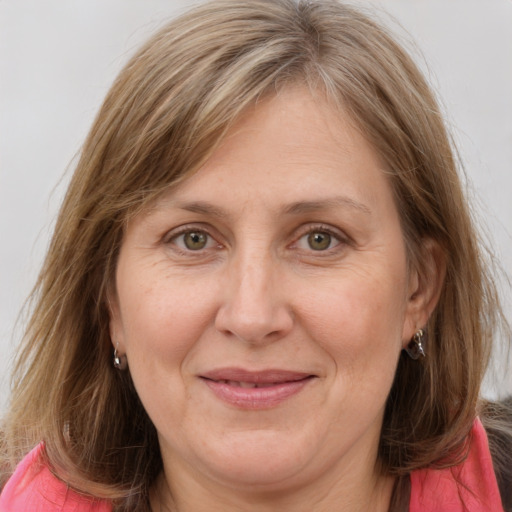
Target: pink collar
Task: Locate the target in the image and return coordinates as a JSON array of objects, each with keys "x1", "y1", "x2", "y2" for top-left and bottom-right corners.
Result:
[
  {"x1": 410, "y1": 418, "x2": 504, "y2": 511},
  {"x1": 0, "y1": 443, "x2": 111, "y2": 511}
]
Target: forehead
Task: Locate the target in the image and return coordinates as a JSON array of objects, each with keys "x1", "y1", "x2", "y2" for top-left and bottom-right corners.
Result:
[{"x1": 148, "y1": 87, "x2": 392, "y2": 215}]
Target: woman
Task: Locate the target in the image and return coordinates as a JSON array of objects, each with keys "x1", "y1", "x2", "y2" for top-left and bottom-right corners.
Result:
[{"x1": 0, "y1": 0, "x2": 510, "y2": 510}]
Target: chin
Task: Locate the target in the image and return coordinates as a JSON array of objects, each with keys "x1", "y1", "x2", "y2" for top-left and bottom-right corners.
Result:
[{"x1": 194, "y1": 431, "x2": 315, "y2": 489}]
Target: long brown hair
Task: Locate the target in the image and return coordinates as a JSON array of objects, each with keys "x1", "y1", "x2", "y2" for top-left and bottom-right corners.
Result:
[{"x1": 1, "y1": 0, "x2": 507, "y2": 509}]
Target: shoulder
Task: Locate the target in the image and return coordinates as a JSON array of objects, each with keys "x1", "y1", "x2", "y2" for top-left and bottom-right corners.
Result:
[
  {"x1": 0, "y1": 443, "x2": 111, "y2": 512},
  {"x1": 410, "y1": 417, "x2": 506, "y2": 511},
  {"x1": 481, "y1": 397, "x2": 512, "y2": 512}
]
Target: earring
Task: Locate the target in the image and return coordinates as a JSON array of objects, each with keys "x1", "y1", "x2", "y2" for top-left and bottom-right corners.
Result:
[
  {"x1": 113, "y1": 343, "x2": 128, "y2": 370},
  {"x1": 405, "y1": 329, "x2": 426, "y2": 360}
]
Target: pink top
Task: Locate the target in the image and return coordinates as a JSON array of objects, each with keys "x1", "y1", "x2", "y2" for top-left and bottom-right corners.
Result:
[
  {"x1": 0, "y1": 445, "x2": 110, "y2": 512},
  {"x1": 0, "y1": 419, "x2": 504, "y2": 511},
  {"x1": 410, "y1": 418, "x2": 505, "y2": 511}
]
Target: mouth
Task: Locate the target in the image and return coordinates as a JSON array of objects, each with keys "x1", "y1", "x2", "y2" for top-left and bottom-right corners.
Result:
[
  {"x1": 199, "y1": 369, "x2": 316, "y2": 409},
  {"x1": 212, "y1": 380, "x2": 291, "y2": 389}
]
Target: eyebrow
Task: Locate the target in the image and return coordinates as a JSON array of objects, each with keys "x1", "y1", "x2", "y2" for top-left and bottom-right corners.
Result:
[
  {"x1": 173, "y1": 201, "x2": 229, "y2": 218},
  {"x1": 169, "y1": 196, "x2": 371, "y2": 218},
  {"x1": 283, "y1": 196, "x2": 372, "y2": 216}
]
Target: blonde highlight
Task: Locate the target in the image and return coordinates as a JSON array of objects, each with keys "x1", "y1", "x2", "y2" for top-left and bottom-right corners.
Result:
[{"x1": 1, "y1": 0, "x2": 507, "y2": 509}]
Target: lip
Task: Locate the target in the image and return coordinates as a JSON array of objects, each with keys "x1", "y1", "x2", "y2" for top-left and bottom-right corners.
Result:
[{"x1": 200, "y1": 368, "x2": 315, "y2": 410}]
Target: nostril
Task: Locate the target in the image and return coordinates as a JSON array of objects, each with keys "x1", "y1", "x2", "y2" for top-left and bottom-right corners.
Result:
[{"x1": 214, "y1": 305, "x2": 293, "y2": 344}]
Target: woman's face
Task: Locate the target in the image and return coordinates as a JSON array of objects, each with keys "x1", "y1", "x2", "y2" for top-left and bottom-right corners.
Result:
[{"x1": 110, "y1": 88, "x2": 427, "y2": 495}]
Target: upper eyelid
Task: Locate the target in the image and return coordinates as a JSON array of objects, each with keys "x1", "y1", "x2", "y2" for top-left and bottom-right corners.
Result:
[
  {"x1": 293, "y1": 223, "x2": 349, "y2": 242},
  {"x1": 163, "y1": 226, "x2": 222, "y2": 256},
  {"x1": 162, "y1": 221, "x2": 350, "y2": 248},
  {"x1": 163, "y1": 223, "x2": 218, "y2": 242}
]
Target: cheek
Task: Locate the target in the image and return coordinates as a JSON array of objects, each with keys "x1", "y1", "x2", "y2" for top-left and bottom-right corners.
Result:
[
  {"x1": 114, "y1": 274, "x2": 222, "y2": 429},
  {"x1": 115, "y1": 272, "x2": 220, "y2": 365},
  {"x1": 296, "y1": 262, "x2": 407, "y2": 390},
  {"x1": 302, "y1": 265, "x2": 407, "y2": 345}
]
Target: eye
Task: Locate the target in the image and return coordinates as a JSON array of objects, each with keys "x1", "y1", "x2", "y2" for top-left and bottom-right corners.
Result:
[
  {"x1": 307, "y1": 232, "x2": 332, "y2": 251},
  {"x1": 169, "y1": 229, "x2": 217, "y2": 251},
  {"x1": 295, "y1": 228, "x2": 342, "y2": 252}
]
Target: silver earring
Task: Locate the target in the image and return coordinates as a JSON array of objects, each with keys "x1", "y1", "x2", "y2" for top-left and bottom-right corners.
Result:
[
  {"x1": 113, "y1": 343, "x2": 128, "y2": 370},
  {"x1": 405, "y1": 329, "x2": 426, "y2": 360}
]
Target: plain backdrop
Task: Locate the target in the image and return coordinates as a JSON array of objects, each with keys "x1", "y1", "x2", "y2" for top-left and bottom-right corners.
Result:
[{"x1": 1, "y1": 0, "x2": 511, "y2": 412}]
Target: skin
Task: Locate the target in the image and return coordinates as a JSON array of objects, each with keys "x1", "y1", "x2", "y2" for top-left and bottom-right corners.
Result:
[{"x1": 109, "y1": 87, "x2": 440, "y2": 512}]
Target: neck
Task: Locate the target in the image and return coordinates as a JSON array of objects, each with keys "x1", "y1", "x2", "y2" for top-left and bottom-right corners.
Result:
[{"x1": 151, "y1": 462, "x2": 396, "y2": 512}]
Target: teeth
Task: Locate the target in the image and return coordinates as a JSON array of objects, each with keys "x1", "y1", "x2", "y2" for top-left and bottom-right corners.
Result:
[
  {"x1": 222, "y1": 380, "x2": 277, "y2": 388},
  {"x1": 233, "y1": 381, "x2": 257, "y2": 388}
]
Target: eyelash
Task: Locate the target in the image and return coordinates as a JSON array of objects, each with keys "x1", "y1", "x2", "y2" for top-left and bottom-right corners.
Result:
[
  {"x1": 293, "y1": 224, "x2": 347, "y2": 254},
  {"x1": 164, "y1": 223, "x2": 349, "y2": 256},
  {"x1": 164, "y1": 225, "x2": 220, "y2": 255}
]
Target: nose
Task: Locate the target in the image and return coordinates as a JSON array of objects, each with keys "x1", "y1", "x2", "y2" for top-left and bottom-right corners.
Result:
[{"x1": 214, "y1": 251, "x2": 294, "y2": 344}]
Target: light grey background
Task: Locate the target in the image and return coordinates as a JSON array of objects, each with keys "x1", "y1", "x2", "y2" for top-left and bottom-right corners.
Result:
[{"x1": 1, "y1": 0, "x2": 511, "y2": 412}]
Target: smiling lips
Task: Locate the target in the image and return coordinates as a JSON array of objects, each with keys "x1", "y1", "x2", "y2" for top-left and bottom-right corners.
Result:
[{"x1": 200, "y1": 369, "x2": 315, "y2": 409}]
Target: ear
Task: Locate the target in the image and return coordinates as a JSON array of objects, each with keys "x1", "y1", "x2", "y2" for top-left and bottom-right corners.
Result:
[{"x1": 402, "y1": 237, "x2": 446, "y2": 346}]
